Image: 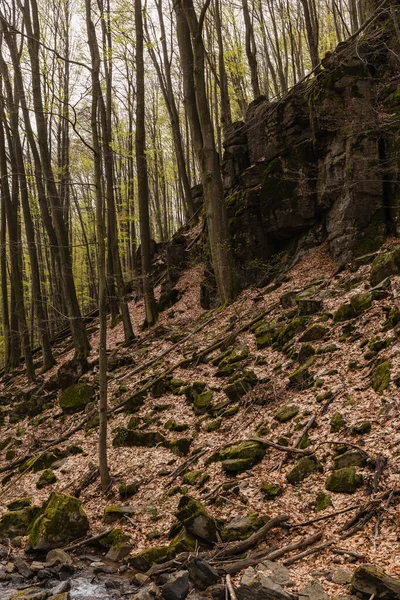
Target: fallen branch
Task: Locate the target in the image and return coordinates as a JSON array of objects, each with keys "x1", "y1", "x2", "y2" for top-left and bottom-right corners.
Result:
[
  {"x1": 249, "y1": 438, "x2": 309, "y2": 455},
  {"x1": 283, "y1": 540, "x2": 333, "y2": 566},
  {"x1": 63, "y1": 528, "x2": 115, "y2": 552},
  {"x1": 331, "y1": 548, "x2": 364, "y2": 559},
  {"x1": 226, "y1": 574, "x2": 238, "y2": 600},
  {"x1": 292, "y1": 504, "x2": 360, "y2": 527}
]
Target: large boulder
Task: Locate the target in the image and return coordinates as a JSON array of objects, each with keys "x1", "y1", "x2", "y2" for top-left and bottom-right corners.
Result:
[
  {"x1": 370, "y1": 247, "x2": 400, "y2": 286},
  {"x1": 59, "y1": 383, "x2": 94, "y2": 414},
  {"x1": 27, "y1": 492, "x2": 89, "y2": 551},
  {"x1": 325, "y1": 466, "x2": 363, "y2": 494},
  {"x1": 0, "y1": 506, "x2": 41, "y2": 540},
  {"x1": 175, "y1": 495, "x2": 217, "y2": 542},
  {"x1": 351, "y1": 564, "x2": 400, "y2": 599}
]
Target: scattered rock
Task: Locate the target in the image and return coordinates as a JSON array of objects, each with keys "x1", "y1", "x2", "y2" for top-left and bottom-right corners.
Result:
[
  {"x1": 351, "y1": 564, "x2": 400, "y2": 599},
  {"x1": 274, "y1": 404, "x2": 299, "y2": 423},
  {"x1": 221, "y1": 512, "x2": 265, "y2": 542},
  {"x1": 237, "y1": 565, "x2": 292, "y2": 600},
  {"x1": 333, "y1": 450, "x2": 366, "y2": 469},
  {"x1": 59, "y1": 383, "x2": 95, "y2": 414},
  {"x1": 46, "y1": 549, "x2": 73, "y2": 567},
  {"x1": 187, "y1": 558, "x2": 219, "y2": 591},
  {"x1": 0, "y1": 506, "x2": 41, "y2": 540},
  {"x1": 36, "y1": 469, "x2": 57, "y2": 489},
  {"x1": 161, "y1": 570, "x2": 190, "y2": 600},
  {"x1": 128, "y1": 546, "x2": 169, "y2": 572},
  {"x1": 332, "y1": 567, "x2": 353, "y2": 585},
  {"x1": 330, "y1": 412, "x2": 346, "y2": 433},
  {"x1": 315, "y1": 491, "x2": 332, "y2": 512},
  {"x1": 325, "y1": 467, "x2": 363, "y2": 494},
  {"x1": 261, "y1": 482, "x2": 283, "y2": 500},
  {"x1": 371, "y1": 361, "x2": 391, "y2": 393},
  {"x1": 103, "y1": 504, "x2": 135, "y2": 524},
  {"x1": 298, "y1": 581, "x2": 329, "y2": 600},
  {"x1": 27, "y1": 492, "x2": 89, "y2": 551},
  {"x1": 370, "y1": 247, "x2": 400, "y2": 286},
  {"x1": 286, "y1": 455, "x2": 321, "y2": 484},
  {"x1": 175, "y1": 495, "x2": 217, "y2": 542}
]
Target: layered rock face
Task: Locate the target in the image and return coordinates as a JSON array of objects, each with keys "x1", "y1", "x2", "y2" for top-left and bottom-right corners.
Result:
[{"x1": 223, "y1": 5, "x2": 400, "y2": 287}]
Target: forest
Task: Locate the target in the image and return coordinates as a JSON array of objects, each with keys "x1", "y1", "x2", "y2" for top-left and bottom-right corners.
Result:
[{"x1": 0, "y1": 0, "x2": 400, "y2": 599}]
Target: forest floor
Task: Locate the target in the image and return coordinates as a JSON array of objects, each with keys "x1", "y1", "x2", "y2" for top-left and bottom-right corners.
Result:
[{"x1": 0, "y1": 238, "x2": 399, "y2": 598}]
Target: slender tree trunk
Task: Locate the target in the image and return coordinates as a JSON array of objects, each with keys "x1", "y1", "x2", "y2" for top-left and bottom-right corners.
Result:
[{"x1": 136, "y1": 0, "x2": 158, "y2": 327}]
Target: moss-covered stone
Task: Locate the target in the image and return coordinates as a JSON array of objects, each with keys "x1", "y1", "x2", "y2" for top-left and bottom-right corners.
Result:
[
  {"x1": 0, "y1": 506, "x2": 41, "y2": 540},
  {"x1": 351, "y1": 564, "x2": 400, "y2": 598},
  {"x1": 371, "y1": 361, "x2": 391, "y2": 393},
  {"x1": 182, "y1": 470, "x2": 210, "y2": 488},
  {"x1": 383, "y1": 307, "x2": 400, "y2": 330},
  {"x1": 7, "y1": 497, "x2": 32, "y2": 511},
  {"x1": 298, "y1": 343, "x2": 315, "y2": 364},
  {"x1": 27, "y1": 492, "x2": 89, "y2": 551},
  {"x1": 370, "y1": 246, "x2": 400, "y2": 287},
  {"x1": 119, "y1": 482, "x2": 140, "y2": 499},
  {"x1": 98, "y1": 528, "x2": 127, "y2": 549},
  {"x1": 36, "y1": 469, "x2": 57, "y2": 490},
  {"x1": 325, "y1": 467, "x2": 363, "y2": 494},
  {"x1": 222, "y1": 458, "x2": 255, "y2": 474},
  {"x1": 334, "y1": 303, "x2": 355, "y2": 322},
  {"x1": 112, "y1": 428, "x2": 166, "y2": 448},
  {"x1": 350, "y1": 292, "x2": 373, "y2": 314},
  {"x1": 223, "y1": 370, "x2": 258, "y2": 402},
  {"x1": 19, "y1": 451, "x2": 61, "y2": 474},
  {"x1": 274, "y1": 404, "x2": 299, "y2": 423},
  {"x1": 164, "y1": 419, "x2": 189, "y2": 432},
  {"x1": 276, "y1": 318, "x2": 307, "y2": 348},
  {"x1": 205, "y1": 418, "x2": 222, "y2": 432},
  {"x1": 333, "y1": 450, "x2": 366, "y2": 470},
  {"x1": 193, "y1": 390, "x2": 213, "y2": 415},
  {"x1": 288, "y1": 358, "x2": 315, "y2": 389},
  {"x1": 168, "y1": 437, "x2": 193, "y2": 456},
  {"x1": 330, "y1": 412, "x2": 346, "y2": 433},
  {"x1": 103, "y1": 505, "x2": 134, "y2": 524},
  {"x1": 59, "y1": 383, "x2": 95, "y2": 414},
  {"x1": 184, "y1": 381, "x2": 206, "y2": 403},
  {"x1": 219, "y1": 440, "x2": 266, "y2": 467},
  {"x1": 254, "y1": 322, "x2": 280, "y2": 349},
  {"x1": 221, "y1": 512, "x2": 265, "y2": 542},
  {"x1": 175, "y1": 495, "x2": 217, "y2": 542},
  {"x1": 168, "y1": 528, "x2": 196, "y2": 557},
  {"x1": 286, "y1": 455, "x2": 321, "y2": 484},
  {"x1": 300, "y1": 324, "x2": 328, "y2": 342},
  {"x1": 296, "y1": 298, "x2": 323, "y2": 315},
  {"x1": 128, "y1": 546, "x2": 169, "y2": 572},
  {"x1": 315, "y1": 491, "x2": 332, "y2": 512},
  {"x1": 368, "y1": 337, "x2": 391, "y2": 353},
  {"x1": 350, "y1": 421, "x2": 372, "y2": 435},
  {"x1": 261, "y1": 482, "x2": 283, "y2": 499}
]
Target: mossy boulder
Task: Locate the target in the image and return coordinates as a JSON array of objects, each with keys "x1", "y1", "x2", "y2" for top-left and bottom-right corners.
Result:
[
  {"x1": 274, "y1": 404, "x2": 299, "y2": 423},
  {"x1": 286, "y1": 455, "x2": 321, "y2": 484},
  {"x1": 119, "y1": 482, "x2": 140, "y2": 499},
  {"x1": 298, "y1": 343, "x2": 315, "y2": 364},
  {"x1": 98, "y1": 528, "x2": 127, "y2": 549},
  {"x1": 184, "y1": 381, "x2": 206, "y2": 403},
  {"x1": 370, "y1": 246, "x2": 400, "y2": 287},
  {"x1": 0, "y1": 506, "x2": 41, "y2": 540},
  {"x1": 334, "y1": 303, "x2": 355, "y2": 322},
  {"x1": 128, "y1": 546, "x2": 169, "y2": 572},
  {"x1": 330, "y1": 412, "x2": 346, "y2": 433},
  {"x1": 371, "y1": 361, "x2": 391, "y2": 393},
  {"x1": 36, "y1": 469, "x2": 57, "y2": 490},
  {"x1": 325, "y1": 467, "x2": 363, "y2": 494},
  {"x1": 254, "y1": 322, "x2": 279, "y2": 349},
  {"x1": 333, "y1": 449, "x2": 366, "y2": 470},
  {"x1": 164, "y1": 419, "x2": 189, "y2": 432},
  {"x1": 261, "y1": 482, "x2": 283, "y2": 499},
  {"x1": 218, "y1": 440, "x2": 266, "y2": 468},
  {"x1": 182, "y1": 471, "x2": 210, "y2": 488},
  {"x1": 176, "y1": 495, "x2": 217, "y2": 542},
  {"x1": 27, "y1": 492, "x2": 89, "y2": 551},
  {"x1": 351, "y1": 564, "x2": 400, "y2": 598},
  {"x1": 315, "y1": 491, "x2": 332, "y2": 512},
  {"x1": 288, "y1": 358, "x2": 315, "y2": 389},
  {"x1": 351, "y1": 421, "x2": 372, "y2": 435},
  {"x1": 296, "y1": 298, "x2": 323, "y2": 316},
  {"x1": 168, "y1": 528, "x2": 197, "y2": 557},
  {"x1": 112, "y1": 428, "x2": 166, "y2": 448},
  {"x1": 215, "y1": 345, "x2": 249, "y2": 376},
  {"x1": 59, "y1": 383, "x2": 95, "y2": 414},
  {"x1": 221, "y1": 512, "x2": 265, "y2": 542},
  {"x1": 276, "y1": 318, "x2": 307, "y2": 348},
  {"x1": 103, "y1": 505, "x2": 134, "y2": 524},
  {"x1": 193, "y1": 390, "x2": 213, "y2": 415},
  {"x1": 300, "y1": 324, "x2": 329, "y2": 342},
  {"x1": 168, "y1": 437, "x2": 193, "y2": 456},
  {"x1": 7, "y1": 497, "x2": 32, "y2": 511},
  {"x1": 223, "y1": 370, "x2": 258, "y2": 402},
  {"x1": 19, "y1": 451, "x2": 61, "y2": 474},
  {"x1": 350, "y1": 292, "x2": 373, "y2": 314}
]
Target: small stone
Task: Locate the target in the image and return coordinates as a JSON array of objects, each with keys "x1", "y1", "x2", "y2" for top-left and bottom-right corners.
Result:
[
  {"x1": 299, "y1": 581, "x2": 329, "y2": 600},
  {"x1": 46, "y1": 549, "x2": 73, "y2": 567},
  {"x1": 315, "y1": 492, "x2": 332, "y2": 512},
  {"x1": 287, "y1": 455, "x2": 321, "y2": 484},
  {"x1": 14, "y1": 557, "x2": 34, "y2": 579},
  {"x1": 261, "y1": 482, "x2": 283, "y2": 500},
  {"x1": 325, "y1": 467, "x2": 363, "y2": 494},
  {"x1": 187, "y1": 558, "x2": 219, "y2": 591},
  {"x1": 332, "y1": 567, "x2": 352, "y2": 585},
  {"x1": 161, "y1": 570, "x2": 190, "y2": 600},
  {"x1": 258, "y1": 560, "x2": 293, "y2": 587},
  {"x1": 274, "y1": 404, "x2": 299, "y2": 423}
]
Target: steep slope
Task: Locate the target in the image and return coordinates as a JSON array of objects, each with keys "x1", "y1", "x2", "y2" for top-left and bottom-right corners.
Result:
[{"x1": 0, "y1": 239, "x2": 399, "y2": 598}]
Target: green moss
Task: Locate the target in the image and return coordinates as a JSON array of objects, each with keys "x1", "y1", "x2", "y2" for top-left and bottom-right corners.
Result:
[
  {"x1": 205, "y1": 418, "x2": 222, "y2": 432},
  {"x1": 175, "y1": 495, "x2": 217, "y2": 541},
  {"x1": 288, "y1": 358, "x2": 315, "y2": 389},
  {"x1": 334, "y1": 303, "x2": 355, "y2": 322},
  {"x1": 168, "y1": 437, "x2": 193, "y2": 456},
  {"x1": 276, "y1": 318, "x2": 307, "y2": 348},
  {"x1": 383, "y1": 307, "x2": 400, "y2": 330},
  {"x1": 350, "y1": 421, "x2": 371, "y2": 435},
  {"x1": 219, "y1": 440, "x2": 266, "y2": 465},
  {"x1": 193, "y1": 390, "x2": 213, "y2": 415},
  {"x1": 315, "y1": 491, "x2": 332, "y2": 512},
  {"x1": 6, "y1": 497, "x2": 32, "y2": 511},
  {"x1": 98, "y1": 528, "x2": 128, "y2": 549},
  {"x1": 350, "y1": 292, "x2": 373, "y2": 314},
  {"x1": 325, "y1": 467, "x2": 363, "y2": 494},
  {"x1": 59, "y1": 383, "x2": 95, "y2": 414},
  {"x1": 296, "y1": 298, "x2": 323, "y2": 316},
  {"x1": 27, "y1": 492, "x2": 89, "y2": 550},
  {"x1": 128, "y1": 546, "x2": 169, "y2": 572},
  {"x1": 274, "y1": 404, "x2": 299, "y2": 423},
  {"x1": 300, "y1": 324, "x2": 329, "y2": 342},
  {"x1": 0, "y1": 506, "x2": 41, "y2": 540},
  {"x1": 36, "y1": 469, "x2": 57, "y2": 490},
  {"x1": 261, "y1": 482, "x2": 283, "y2": 499},
  {"x1": 183, "y1": 471, "x2": 210, "y2": 488},
  {"x1": 184, "y1": 381, "x2": 206, "y2": 403},
  {"x1": 370, "y1": 246, "x2": 400, "y2": 286},
  {"x1": 333, "y1": 450, "x2": 366, "y2": 470},
  {"x1": 286, "y1": 455, "x2": 321, "y2": 484},
  {"x1": 371, "y1": 361, "x2": 391, "y2": 393},
  {"x1": 119, "y1": 482, "x2": 140, "y2": 499},
  {"x1": 164, "y1": 419, "x2": 189, "y2": 432},
  {"x1": 298, "y1": 343, "x2": 315, "y2": 364},
  {"x1": 223, "y1": 369, "x2": 258, "y2": 402},
  {"x1": 112, "y1": 428, "x2": 166, "y2": 448},
  {"x1": 221, "y1": 512, "x2": 264, "y2": 542},
  {"x1": 168, "y1": 528, "x2": 196, "y2": 557},
  {"x1": 330, "y1": 412, "x2": 346, "y2": 433}
]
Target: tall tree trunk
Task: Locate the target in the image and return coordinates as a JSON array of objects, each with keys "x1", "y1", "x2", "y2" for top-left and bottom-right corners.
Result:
[
  {"x1": 242, "y1": 0, "x2": 261, "y2": 99},
  {"x1": 175, "y1": 0, "x2": 238, "y2": 305},
  {"x1": 136, "y1": 0, "x2": 158, "y2": 327}
]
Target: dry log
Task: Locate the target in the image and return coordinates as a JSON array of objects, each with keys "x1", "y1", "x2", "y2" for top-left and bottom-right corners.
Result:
[
  {"x1": 63, "y1": 528, "x2": 114, "y2": 552},
  {"x1": 292, "y1": 504, "x2": 360, "y2": 527}
]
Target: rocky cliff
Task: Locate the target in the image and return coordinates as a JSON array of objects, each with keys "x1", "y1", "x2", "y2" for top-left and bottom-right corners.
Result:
[{"x1": 223, "y1": 3, "x2": 400, "y2": 289}]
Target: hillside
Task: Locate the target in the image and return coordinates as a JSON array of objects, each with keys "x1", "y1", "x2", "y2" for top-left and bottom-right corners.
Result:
[{"x1": 0, "y1": 237, "x2": 399, "y2": 599}]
